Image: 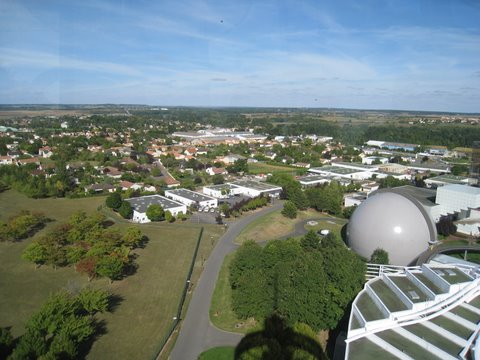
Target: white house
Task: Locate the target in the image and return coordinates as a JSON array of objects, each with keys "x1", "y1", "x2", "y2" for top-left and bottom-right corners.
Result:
[
  {"x1": 165, "y1": 188, "x2": 217, "y2": 208},
  {"x1": 125, "y1": 195, "x2": 187, "y2": 223}
]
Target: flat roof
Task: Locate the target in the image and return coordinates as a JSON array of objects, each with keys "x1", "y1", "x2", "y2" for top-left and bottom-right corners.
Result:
[
  {"x1": 125, "y1": 195, "x2": 184, "y2": 213},
  {"x1": 165, "y1": 188, "x2": 216, "y2": 202},
  {"x1": 310, "y1": 166, "x2": 364, "y2": 175},
  {"x1": 297, "y1": 175, "x2": 330, "y2": 183},
  {"x1": 231, "y1": 180, "x2": 282, "y2": 191},
  {"x1": 203, "y1": 183, "x2": 240, "y2": 191},
  {"x1": 382, "y1": 185, "x2": 437, "y2": 208},
  {"x1": 426, "y1": 174, "x2": 468, "y2": 184},
  {"x1": 441, "y1": 183, "x2": 480, "y2": 195},
  {"x1": 335, "y1": 162, "x2": 377, "y2": 170}
]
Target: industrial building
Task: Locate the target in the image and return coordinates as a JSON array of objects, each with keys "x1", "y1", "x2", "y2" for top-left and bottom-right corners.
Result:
[
  {"x1": 203, "y1": 180, "x2": 281, "y2": 199},
  {"x1": 125, "y1": 195, "x2": 187, "y2": 223},
  {"x1": 344, "y1": 263, "x2": 480, "y2": 360},
  {"x1": 164, "y1": 188, "x2": 217, "y2": 209}
]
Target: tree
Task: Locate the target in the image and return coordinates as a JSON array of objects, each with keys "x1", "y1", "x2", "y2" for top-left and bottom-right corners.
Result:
[
  {"x1": 342, "y1": 205, "x2": 357, "y2": 219},
  {"x1": 75, "y1": 257, "x2": 97, "y2": 281},
  {"x1": 0, "y1": 327, "x2": 13, "y2": 359},
  {"x1": 9, "y1": 290, "x2": 110, "y2": 359},
  {"x1": 106, "y1": 192, "x2": 122, "y2": 210},
  {"x1": 370, "y1": 248, "x2": 389, "y2": 264},
  {"x1": 212, "y1": 174, "x2": 225, "y2": 185},
  {"x1": 96, "y1": 256, "x2": 124, "y2": 282},
  {"x1": 118, "y1": 201, "x2": 133, "y2": 219},
  {"x1": 77, "y1": 288, "x2": 109, "y2": 314},
  {"x1": 281, "y1": 201, "x2": 297, "y2": 219},
  {"x1": 122, "y1": 226, "x2": 143, "y2": 248},
  {"x1": 22, "y1": 242, "x2": 48, "y2": 267},
  {"x1": 164, "y1": 210, "x2": 174, "y2": 222},
  {"x1": 146, "y1": 204, "x2": 164, "y2": 221},
  {"x1": 300, "y1": 230, "x2": 320, "y2": 251},
  {"x1": 436, "y1": 216, "x2": 457, "y2": 236},
  {"x1": 451, "y1": 164, "x2": 468, "y2": 176},
  {"x1": 220, "y1": 202, "x2": 231, "y2": 217}
]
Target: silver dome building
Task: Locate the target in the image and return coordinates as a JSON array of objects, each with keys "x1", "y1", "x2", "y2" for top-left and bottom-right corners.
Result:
[{"x1": 347, "y1": 188, "x2": 437, "y2": 265}]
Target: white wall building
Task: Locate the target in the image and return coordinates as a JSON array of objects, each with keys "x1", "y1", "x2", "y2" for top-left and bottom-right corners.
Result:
[
  {"x1": 432, "y1": 184, "x2": 480, "y2": 221},
  {"x1": 125, "y1": 195, "x2": 187, "y2": 223},
  {"x1": 165, "y1": 188, "x2": 218, "y2": 208},
  {"x1": 203, "y1": 183, "x2": 244, "y2": 198}
]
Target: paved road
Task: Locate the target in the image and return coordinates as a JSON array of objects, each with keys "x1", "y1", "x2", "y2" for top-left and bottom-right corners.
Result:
[{"x1": 169, "y1": 201, "x2": 284, "y2": 360}]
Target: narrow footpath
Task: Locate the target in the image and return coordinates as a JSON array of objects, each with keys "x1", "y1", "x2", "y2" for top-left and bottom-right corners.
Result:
[{"x1": 169, "y1": 201, "x2": 284, "y2": 360}]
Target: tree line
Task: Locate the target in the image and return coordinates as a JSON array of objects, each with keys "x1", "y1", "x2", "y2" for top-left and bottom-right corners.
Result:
[
  {"x1": 229, "y1": 231, "x2": 365, "y2": 332},
  {"x1": 0, "y1": 210, "x2": 47, "y2": 242},
  {"x1": 0, "y1": 289, "x2": 111, "y2": 359},
  {"x1": 22, "y1": 211, "x2": 146, "y2": 282}
]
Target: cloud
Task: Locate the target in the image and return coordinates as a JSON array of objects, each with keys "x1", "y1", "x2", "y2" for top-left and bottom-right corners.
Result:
[{"x1": 0, "y1": 48, "x2": 140, "y2": 76}]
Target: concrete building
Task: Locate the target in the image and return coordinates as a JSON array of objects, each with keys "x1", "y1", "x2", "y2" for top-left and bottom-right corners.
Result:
[
  {"x1": 309, "y1": 165, "x2": 374, "y2": 180},
  {"x1": 230, "y1": 180, "x2": 282, "y2": 198},
  {"x1": 203, "y1": 180, "x2": 281, "y2": 199},
  {"x1": 165, "y1": 188, "x2": 217, "y2": 208},
  {"x1": 125, "y1": 195, "x2": 187, "y2": 223},
  {"x1": 296, "y1": 174, "x2": 331, "y2": 187},
  {"x1": 203, "y1": 183, "x2": 244, "y2": 198},
  {"x1": 432, "y1": 184, "x2": 480, "y2": 222},
  {"x1": 344, "y1": 263, "x2": 480, "y2": 360},
  {"x1": 344, "y1": 192, "x2": 367, "y2": 207},
  {"x1": 425, "y1": 174, "x2": 470, "y2": 189}
]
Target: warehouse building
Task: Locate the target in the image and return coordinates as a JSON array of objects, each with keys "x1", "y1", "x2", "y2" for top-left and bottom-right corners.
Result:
[
  {"x1": 125, "y1": 195, "x2": 187, "y2": 223},
  {"x1": 165, "y1": 188, "x2": 217, "y2": 208}
]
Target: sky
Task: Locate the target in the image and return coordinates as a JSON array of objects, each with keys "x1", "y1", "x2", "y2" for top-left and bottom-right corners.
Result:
[{"x1": 1, "y1": 0, "x2": 479, "y2": 112}]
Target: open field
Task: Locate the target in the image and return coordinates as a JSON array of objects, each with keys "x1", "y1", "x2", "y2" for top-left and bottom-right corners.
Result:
[
  {"x1": 304, "y1": 218, "x2": 347, "y2": 239},
  {"x1": 209, "y1": 252, "x2": 259, "y2": 334},
  {"x1": 248, "y1": 162, "x2": 300, "y2": 176},
  {"x1": 234, "y1": 208, "x2": 339, "y2": 244},
  {"x1": 0, "y1": 190, "x2": 223, "y2": 359}
]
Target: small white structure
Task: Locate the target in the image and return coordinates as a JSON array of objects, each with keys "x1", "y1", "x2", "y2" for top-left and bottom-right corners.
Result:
[
  {"x1": 125, "y1": 195, "x2": 187, "y2": 223},
  {"x1": 203, "y1": 183, "x2": 244, "y2": 198},
  {"x1": 165, "y1": 188, "x2": 217, "y2": 208},
  {"x1": 344, "y1": 192, "x2": 367, "y2": 207}
]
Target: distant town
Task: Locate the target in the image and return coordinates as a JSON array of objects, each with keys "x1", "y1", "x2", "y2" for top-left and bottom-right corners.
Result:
[{"x1": 1, "y1": 105, "x2": 480, "y2": 359}]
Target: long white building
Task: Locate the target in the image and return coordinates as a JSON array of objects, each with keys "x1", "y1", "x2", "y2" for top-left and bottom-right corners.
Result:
[
  {"x1": 164, "y1": 188, "x2": 217, "y2": 208},
  {"x1": 344, "y1": 263, "x2": 480, "y2": 360}
]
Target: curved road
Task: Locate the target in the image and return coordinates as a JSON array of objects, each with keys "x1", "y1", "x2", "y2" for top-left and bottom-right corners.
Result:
[{"x1": 170, "y1": 201, "x2": 284, "y2": 360}]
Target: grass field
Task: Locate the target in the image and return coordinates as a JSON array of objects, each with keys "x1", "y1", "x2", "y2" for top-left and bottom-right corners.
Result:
[
  {"x1": 234, "y1": 208, "x2": 329, "y2": 244},
  {"x1": 0, "y1": 190, "x2": 223, "y2": 359},
  {"x1": 247, "y1": 162, "x2": 300, "y2": 176},
  {"x1": 198, "y1": 346, "x2": 235, "y2": 360},
  {"x1": 209, "y1": 252, "x2": 259, "y2": 334},
  {"x1": 304, "y1": 218, "x2": 347, "y2": 240}
]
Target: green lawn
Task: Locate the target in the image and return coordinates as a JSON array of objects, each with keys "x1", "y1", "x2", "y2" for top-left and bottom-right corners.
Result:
[
  {"x1": 210, "y1": 252, "x2": 259, "y2": 333},
  {"x1": 0, "y1": 190, "x2": 223, "y2": 359},
  {"x1": 199, "y1": 346, "x2": 235, "y2": 360},
  {"x1": 303, "y1": 218, "x2": 347, "y2": 240},
  {"x1": 248, "y1": 162, "x2": 300, "y2": 176},
  {"x1": 234, "y1": 208, "x2": 325, "y2": 244}
]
